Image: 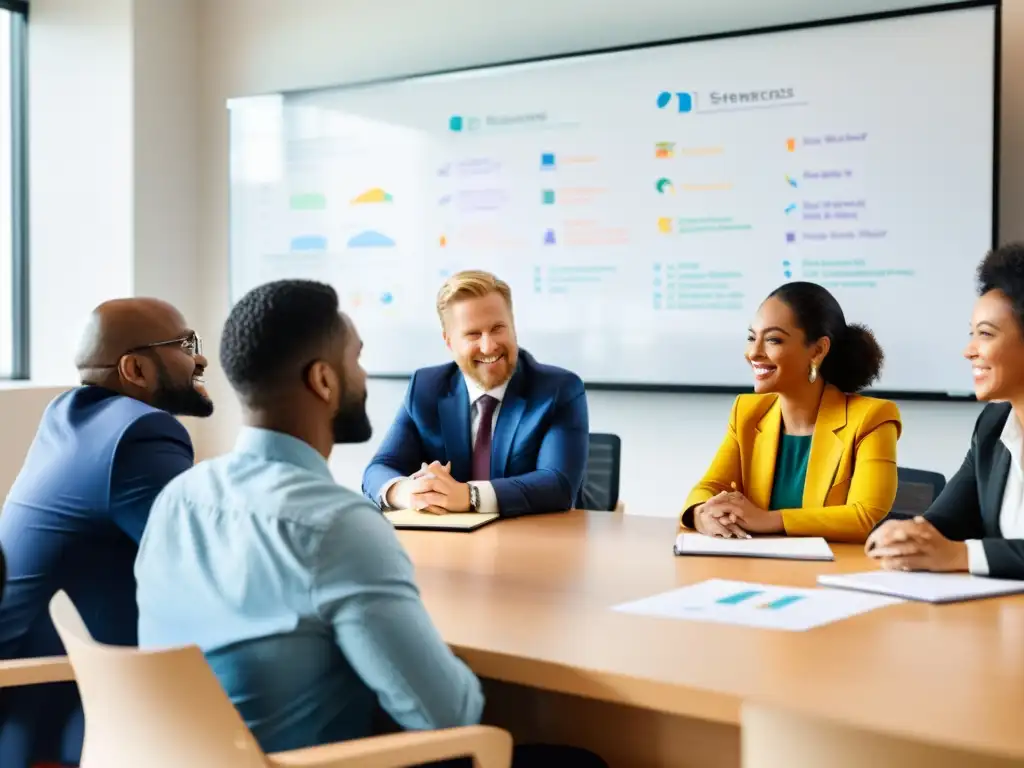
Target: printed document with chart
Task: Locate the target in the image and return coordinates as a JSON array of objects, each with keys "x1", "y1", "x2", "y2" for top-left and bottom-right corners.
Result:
[{"x1": 613, "y1": 579, "x2": 902, "y2": 631}]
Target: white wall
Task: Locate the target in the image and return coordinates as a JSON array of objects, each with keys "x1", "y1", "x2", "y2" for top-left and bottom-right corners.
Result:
[
  {"x1": 132, "y1": 0, "x2": 200, "y2": 325},
  {"x1": 28, "y1": 0, "x2": 134, "y2": 384},
  {"x1": 14, "y1": 0, "x2": 1023, "y2": 517},
  {"x1": 26, "y1": 0, "x2": 201, "y2": 359}
]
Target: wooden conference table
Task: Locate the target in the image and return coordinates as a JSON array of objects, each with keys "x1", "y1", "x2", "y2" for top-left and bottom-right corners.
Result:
[{"x1": 397, "y1": 510, "x2": 1024, "y2": 768}]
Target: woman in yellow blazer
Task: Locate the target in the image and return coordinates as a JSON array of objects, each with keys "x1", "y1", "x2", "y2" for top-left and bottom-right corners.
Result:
[{"x1": 682, "y1": 282, "x2": 902, "y2": 543}]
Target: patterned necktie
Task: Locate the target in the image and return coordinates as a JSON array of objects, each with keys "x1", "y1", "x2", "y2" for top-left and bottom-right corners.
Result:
[{"x1": 472, "y1": 395, "x2": 498, "y2": 481}]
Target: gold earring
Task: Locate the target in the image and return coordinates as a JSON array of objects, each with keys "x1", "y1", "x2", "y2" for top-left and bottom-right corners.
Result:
[{"x1": 808, "y1": 363, "x2": 818, "y2": 384}]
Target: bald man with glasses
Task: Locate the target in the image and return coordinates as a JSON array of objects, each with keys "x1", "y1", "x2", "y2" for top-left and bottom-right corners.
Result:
[{"x1": 0, "y1": 298, "x2": 214, "y2": 768}]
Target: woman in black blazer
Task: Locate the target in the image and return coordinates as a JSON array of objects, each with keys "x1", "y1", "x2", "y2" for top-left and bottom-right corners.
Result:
[{"x1": 867, "y1": 244, "x2": 1024, "y2": 580}]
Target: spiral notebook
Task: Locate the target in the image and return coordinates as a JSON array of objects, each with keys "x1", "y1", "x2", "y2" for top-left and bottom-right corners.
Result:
[{"x1": 384, "y1": 509, "x2": 499, "y2": 532}]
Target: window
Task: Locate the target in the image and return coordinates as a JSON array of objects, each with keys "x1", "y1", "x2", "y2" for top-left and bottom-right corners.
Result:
[{"x1": 0, "y1": 1, "x2": 26, "y2": 379}]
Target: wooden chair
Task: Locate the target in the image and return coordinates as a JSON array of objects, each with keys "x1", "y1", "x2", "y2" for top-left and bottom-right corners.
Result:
[{"x1": 48, "y1": 590, "x2": 512, "y2": 768}]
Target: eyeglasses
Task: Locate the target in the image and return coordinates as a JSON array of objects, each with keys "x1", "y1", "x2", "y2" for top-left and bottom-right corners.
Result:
[
  {"x1": 130, "y1": 331, "x2": 202, "y2": 358},
  {"x1": 93, "y1": 331, "x2": 203, "y2": 369}
]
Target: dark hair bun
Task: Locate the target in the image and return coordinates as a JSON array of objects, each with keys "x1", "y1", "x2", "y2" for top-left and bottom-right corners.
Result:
[
  {"x1": 822, "y1": 322, "x2": 884, "y2": 393},
  {"x1": 767, "y1": 281, "x2": 884, "y2": 393}
]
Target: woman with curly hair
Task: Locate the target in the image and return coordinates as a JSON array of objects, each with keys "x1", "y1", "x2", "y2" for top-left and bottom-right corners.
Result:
[{"x1": 868, "y1": 244, "x2": 1024, "y2": 579}]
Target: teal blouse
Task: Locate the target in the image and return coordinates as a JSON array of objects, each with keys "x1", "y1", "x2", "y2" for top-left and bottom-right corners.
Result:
[{"x1": 768, "y1": 434, "x2": 812, "y2": 511}]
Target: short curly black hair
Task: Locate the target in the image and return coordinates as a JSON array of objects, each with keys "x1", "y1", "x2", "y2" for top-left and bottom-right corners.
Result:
[
  {"x1": 977, "y1": 243, "x2": 1024, "y2": 333},
  {"x1": 221, "y1": 279, "x2": 344, "y2": 405}
]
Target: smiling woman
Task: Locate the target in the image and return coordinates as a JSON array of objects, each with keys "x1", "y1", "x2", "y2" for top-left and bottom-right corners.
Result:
[
  {"x1": 962, "y1": 251, "x2": 1024, "y2": 402},
  {"x1": 680, "y1": 281, "x2": 902, "y2": 544},
  {"x1": 867, "y1": 244, "x2": 1024, "y2": 580}
]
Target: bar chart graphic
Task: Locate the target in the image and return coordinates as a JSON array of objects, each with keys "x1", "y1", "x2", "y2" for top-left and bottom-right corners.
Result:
[
  {"x1": 715, "y1": 589, "x2": 807, "y2": 611},
  {"x1": 716, "y1": 590, "x2": 762, "y2": 605}
]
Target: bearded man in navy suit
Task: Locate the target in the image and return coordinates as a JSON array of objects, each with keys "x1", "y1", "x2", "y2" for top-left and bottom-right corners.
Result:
[
  {"x1": 0, "y1": 298, "x2": 214, "y2": 768},
  {"x1": 363, "y1": 270, "x2": 589, "y2": 518}
]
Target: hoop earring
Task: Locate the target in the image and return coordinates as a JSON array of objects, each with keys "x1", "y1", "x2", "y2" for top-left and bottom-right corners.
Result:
[{"x1": 808, "y1": 363, "x2": 818, "y2": 384}]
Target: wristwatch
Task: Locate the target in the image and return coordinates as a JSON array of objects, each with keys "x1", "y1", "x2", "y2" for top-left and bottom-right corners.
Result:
[{"x1": 469, "y1": 484, "x2": 480, "y2": 513}]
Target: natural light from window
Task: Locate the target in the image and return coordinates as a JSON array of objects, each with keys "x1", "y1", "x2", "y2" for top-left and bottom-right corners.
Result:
[{"x1": 0, "y1": 9, "x2": 12, "y2": 378}]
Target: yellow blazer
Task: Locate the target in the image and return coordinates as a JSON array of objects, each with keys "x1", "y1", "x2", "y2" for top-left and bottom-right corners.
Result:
[{"x1": 682, "y1": 385, "x2": 901, "y2": 543}]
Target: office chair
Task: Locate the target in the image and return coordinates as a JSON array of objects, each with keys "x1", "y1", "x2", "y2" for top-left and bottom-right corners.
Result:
[
  {"x1": 581, "y1": 433, "x2": 621, "y2": 511},
  {"x1": 47, "y1": 590, "x2": 512, "y2": 768},
  {"x1": 889, "y1": 467, "x2": 947, "y2": 521}
]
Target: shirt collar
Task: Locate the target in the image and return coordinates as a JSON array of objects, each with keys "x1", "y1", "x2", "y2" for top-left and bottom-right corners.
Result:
[
  {"x1": 233, "y1": 426, "x2": 333, "y2": 479},
  {"x1": 1000, "y1": 409, "x2": 1024, "y2": 468},
  {"x1": 463, "y1": 374, "x2": 509, "y2": 406}
]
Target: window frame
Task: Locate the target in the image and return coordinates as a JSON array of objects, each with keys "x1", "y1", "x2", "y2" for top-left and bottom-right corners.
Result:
[{"x1": 5, "y1": 0, "x2": 25, "y2": 378}]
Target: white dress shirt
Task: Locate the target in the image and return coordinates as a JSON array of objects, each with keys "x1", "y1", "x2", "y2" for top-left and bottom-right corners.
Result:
[
  {"x1": 379, "y1": 375, "x2": 507, "y2": 514},
  {"x1": 966, "y1": 408, "x2": 1024, "y2": 575}
]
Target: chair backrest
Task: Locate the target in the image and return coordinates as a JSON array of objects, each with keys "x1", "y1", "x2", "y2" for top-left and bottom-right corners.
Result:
[
  {"x1": 49, "y1": 590, "x2": 268, "y2": 768},
  {"x1": 891, "y1": 467, "x2": 946, "y2": 520},
  {"x1": 581, "y1": 433, "x2": 621, "y2": 511}
]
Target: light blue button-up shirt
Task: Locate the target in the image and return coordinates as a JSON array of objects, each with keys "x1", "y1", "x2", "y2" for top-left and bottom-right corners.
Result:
[{"x1": 135, "y1": 427, "x2": 484, "y2": 753}]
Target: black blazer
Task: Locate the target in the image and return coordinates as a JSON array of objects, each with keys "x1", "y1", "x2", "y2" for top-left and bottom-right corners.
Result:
[{"x1": 923, "y1": 402, "x2": 1024, "y2": 580}]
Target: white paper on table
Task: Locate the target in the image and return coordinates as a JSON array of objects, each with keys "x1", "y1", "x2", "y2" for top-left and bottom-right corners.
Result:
[
  {"x1": 818, "y1": 570, "x2": 1024, "y2": 603},
  {"x1": 612, "y1": 578, "x2": 902, "y2": 631},
  {"x1": 674, "y1": 533, "x2": 834, "y2": 561}
]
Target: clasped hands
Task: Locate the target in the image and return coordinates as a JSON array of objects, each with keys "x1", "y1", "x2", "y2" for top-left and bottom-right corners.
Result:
[
  {"x1": 864, "y1": 516, "x2": 968, "y2": 572},
  {"x1": 387, "y1": 461, "x2": 471, "y2": 515},
  {"x1": 694, "y1": 488, "x2": 783, "y2": 538}
]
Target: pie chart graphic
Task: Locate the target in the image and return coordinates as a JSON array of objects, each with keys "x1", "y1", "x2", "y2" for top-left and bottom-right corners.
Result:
[{"x1": 656, "y1": 177, "x2": 674, "y2": 194}]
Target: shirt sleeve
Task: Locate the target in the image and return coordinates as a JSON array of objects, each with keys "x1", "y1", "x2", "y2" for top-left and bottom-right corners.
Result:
[
  {"x1": 311, "y1": 500, "x2": 484, "y2": 731},
  {"x1": 468, "y1": 481, "x2": 499, "y2": 514},
  {"x1": 966, "y1": 539, "x2": 991, "y2": 576},
  {"x1": 378, "y1": 476, "x2": 405, "y2": 509}
]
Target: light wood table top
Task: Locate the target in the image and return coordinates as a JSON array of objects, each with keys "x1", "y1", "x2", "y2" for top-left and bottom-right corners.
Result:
[{"x1": 398, "y1": 510, "x2": 1024, "y2": 762}]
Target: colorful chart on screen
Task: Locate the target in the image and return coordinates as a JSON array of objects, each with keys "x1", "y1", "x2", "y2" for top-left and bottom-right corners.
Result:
[{"x1": 228, "y1": 5, "x2": 996, "y2": 393}]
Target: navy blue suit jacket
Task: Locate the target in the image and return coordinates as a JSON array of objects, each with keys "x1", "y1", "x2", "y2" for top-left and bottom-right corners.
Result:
[
  {"x1": 362, "y1": 350, "x2": 589, "y2": 517},
  {"x1": 0, "y1": 386, "x2": 194, "y2": 768}
]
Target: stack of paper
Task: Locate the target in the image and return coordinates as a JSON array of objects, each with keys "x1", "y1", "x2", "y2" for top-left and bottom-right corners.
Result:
[
  {"x1": 673, "y1": 533, "x2": 834, "y2": 561},
  {"x1": 818, "y1": 571, "x2": 1024, "y2": 603}
]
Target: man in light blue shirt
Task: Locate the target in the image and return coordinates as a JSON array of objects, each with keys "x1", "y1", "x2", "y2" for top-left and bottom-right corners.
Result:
[{"x1": 135, "y1": 280, "x2": 483, "y2": 753}]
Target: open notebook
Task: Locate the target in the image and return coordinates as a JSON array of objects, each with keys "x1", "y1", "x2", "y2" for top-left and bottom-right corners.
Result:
[
  {"x1": 673, "y1": 533, "x2": 835, "y2": 561},
  {"x1": 384, "y1": 509, "x2": 499, "y2": 532}
]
